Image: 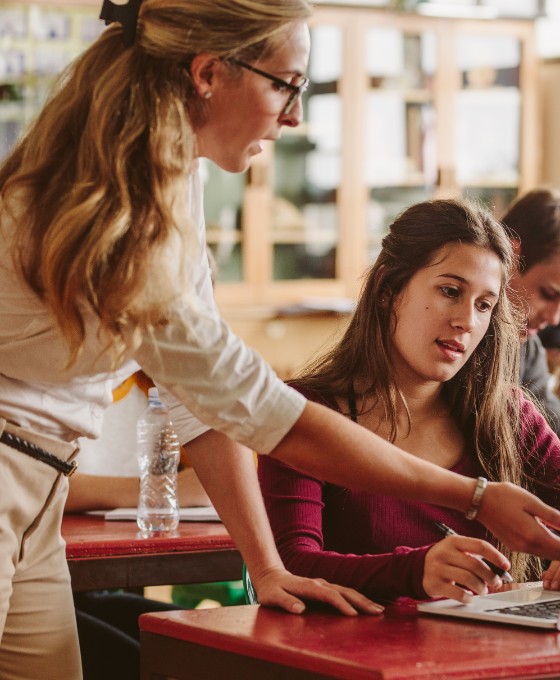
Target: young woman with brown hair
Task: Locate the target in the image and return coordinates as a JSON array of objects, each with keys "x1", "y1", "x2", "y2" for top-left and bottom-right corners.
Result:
[{"x1": 259, "y1": 198, "x2": 560, "y2": 603}]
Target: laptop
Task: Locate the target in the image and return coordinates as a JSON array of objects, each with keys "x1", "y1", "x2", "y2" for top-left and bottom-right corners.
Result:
[{"x1": 417, "y1": 582, "x2": 560, "y2": 630}]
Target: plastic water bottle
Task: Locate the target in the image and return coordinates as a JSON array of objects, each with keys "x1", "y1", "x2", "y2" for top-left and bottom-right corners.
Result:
[{"x1": 136, "y1": 387, "x2": 180, "y2": 532}]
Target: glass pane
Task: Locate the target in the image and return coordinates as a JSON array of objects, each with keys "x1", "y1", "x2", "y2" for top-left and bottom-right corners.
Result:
[
  {"x1": 202, "y1": 160, "x2": 245, "y2": 283},
  {"x1": 364, "y1": 27, "x2": 437, "y2": 249},
  {"x1": 0, "y1": 5, "x2": 105, "y2": 161},
  {"x1": 365, "y1": 28, "x2": 437, "y2": 186},
  {"x1": 272, "y1": 24, "x2": 342, "y2": 281},
  {"x1": 461, "y1": 187, "x2": 518, "y2": 217},
  {"x1": 365, "y1": 27, "x2": 436, "y2": 90},
  {"x1": 273, "y1": 243, "x2": 336, "y2": 280},
  {"x1": 0, "y1": 82, "x2": 24, "y2": 160},
  {"x1": 484, "y1": 0, "x2": 539, "y2": 18},
  {"x1": 455, "y1": 34, "x2": 521, "y2": 188},
  {"x1": 367, "y1": 186, "x2": 433, "y2": 262}
]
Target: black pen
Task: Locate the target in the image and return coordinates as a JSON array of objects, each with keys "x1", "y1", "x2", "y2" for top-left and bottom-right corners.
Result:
[{"x1": 433, "y1": 521, "x2": 513, "y2": 584}]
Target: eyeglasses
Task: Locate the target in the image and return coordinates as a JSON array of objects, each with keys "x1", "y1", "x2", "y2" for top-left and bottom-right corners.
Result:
[{"x1": 228, "y1": 58, "x2": 309, "y2": 115}]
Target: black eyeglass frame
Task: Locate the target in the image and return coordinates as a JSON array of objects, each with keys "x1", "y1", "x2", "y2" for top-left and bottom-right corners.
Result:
[{"x1": 228, "y1": 58, "x2": 309, "y2": 115}]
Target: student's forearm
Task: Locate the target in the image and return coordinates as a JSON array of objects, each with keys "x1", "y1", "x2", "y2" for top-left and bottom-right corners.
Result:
[
  {"x1": 65, "y1": 474, "x2": 139, "y2": 512},
  {"x1": 65, "y1": 467, "x2": 210, "y2": 512}
]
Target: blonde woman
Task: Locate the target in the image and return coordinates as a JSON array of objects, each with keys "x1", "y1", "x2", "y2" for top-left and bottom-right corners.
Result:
[{"x1": 1, "y1": 2, "x2": 560, "y2": 677}]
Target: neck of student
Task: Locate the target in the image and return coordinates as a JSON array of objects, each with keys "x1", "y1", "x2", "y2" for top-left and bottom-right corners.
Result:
[
  {"x1": 353, "y1": 375, "x2": 462, "y2": 466},
  {"x1": 353, "y1": 374, "x2": 449, "y2": 429},
  {"x1": 395, "y1": 380, "x2": 447, "y2": 422}
]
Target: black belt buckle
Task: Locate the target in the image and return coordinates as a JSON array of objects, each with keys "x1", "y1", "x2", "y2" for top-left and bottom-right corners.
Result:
[{"x1": 66, "y1": 460, "x2": 78, "y2": 477}]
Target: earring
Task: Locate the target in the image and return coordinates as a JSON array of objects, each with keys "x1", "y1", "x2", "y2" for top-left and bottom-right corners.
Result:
[{"x1": 203, "y1": 91, "x2": 212, "y2": 100}]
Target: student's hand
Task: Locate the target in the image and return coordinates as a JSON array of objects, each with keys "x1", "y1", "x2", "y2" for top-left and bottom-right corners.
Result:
[
  {"x1": 423, "y1": 535, "x2": 507, "y2": 603},
  {"x1": 543, "y1": 560, "x2": 560, "y2": 590},
  {"x1": 249, "y1": 566, "x2": 385, "y2": 616},
  {"x1": 477, "y1": 482, "x2": 560, "y2": 558}
]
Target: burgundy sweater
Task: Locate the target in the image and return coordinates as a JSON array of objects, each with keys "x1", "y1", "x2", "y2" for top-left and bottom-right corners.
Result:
[{"x1": 258, "y1": 387, "x2": 560, "y2": 602}]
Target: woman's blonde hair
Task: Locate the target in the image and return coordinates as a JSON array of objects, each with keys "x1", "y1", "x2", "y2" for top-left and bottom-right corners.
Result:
[
  {"x1": 297, "y1": 198, "x2": 537, "y2": 581},
  {"x1": 0, "y1": 0, "x2": 311, "y2": 364}
]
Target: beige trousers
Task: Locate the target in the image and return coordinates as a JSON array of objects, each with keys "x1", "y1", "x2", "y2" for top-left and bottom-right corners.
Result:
[{"x1": 0, "y1": 419, "x2": 82, "y2": 680}]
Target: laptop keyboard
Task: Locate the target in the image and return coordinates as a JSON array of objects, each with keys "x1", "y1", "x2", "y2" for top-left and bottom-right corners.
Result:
[{"x1": 488, "y1": 600, "x2": 560, "y2": 620}]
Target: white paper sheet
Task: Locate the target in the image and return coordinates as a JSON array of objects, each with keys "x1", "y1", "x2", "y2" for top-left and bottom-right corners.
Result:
[{"x1": 91, "y1": 506, "x2": 221, "y2": 522}]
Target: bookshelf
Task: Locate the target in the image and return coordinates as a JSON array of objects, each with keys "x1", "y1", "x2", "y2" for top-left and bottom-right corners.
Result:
[
  {"x1": 205, "y1": 6, "x2": 539, "y2": 313},
  {"x1": 0, "y1": 2, "x2": 103, "y2": 158}
]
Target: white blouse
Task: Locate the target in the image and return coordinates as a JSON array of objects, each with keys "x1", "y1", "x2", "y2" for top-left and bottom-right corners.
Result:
[{"x1": 0, "y1": 168, "x2": 305, "y2": 453}]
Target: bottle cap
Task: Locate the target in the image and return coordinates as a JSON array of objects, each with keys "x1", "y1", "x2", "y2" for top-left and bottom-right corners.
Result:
[{"x1": 148, "y1": 386, "x2": 163, "y2": 406}]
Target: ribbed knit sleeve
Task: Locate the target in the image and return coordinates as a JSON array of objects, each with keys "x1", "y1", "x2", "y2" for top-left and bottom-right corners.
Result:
[
  {"x1": 518, "y1": 394, "x2": 560, "y2": 508},
  {"x1": 258, "y1": 452, "x2": 431, "y2": 601}
]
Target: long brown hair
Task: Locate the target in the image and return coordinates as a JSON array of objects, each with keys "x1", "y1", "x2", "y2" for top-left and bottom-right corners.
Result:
[
  {"x1": 0, "y1": 0, "x2": 311, "y2": 365},
  {"x1": 501, "y1": 187, "x2": 560, "y2": 272},
  {"x1": 297, "y1": 198, "x2": 535, "y2": 580}
]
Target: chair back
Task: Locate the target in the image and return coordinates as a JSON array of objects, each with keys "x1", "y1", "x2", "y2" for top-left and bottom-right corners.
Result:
[{"x1": 242, "y1": 564, "x2": 258, "y2": 604}]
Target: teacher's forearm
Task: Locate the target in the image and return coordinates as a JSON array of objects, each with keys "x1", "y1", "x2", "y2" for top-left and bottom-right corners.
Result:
[
  {"x1": 187, "y1": 430, "x2": 285, "y2": 578},
  {"x1": 270, "y1": 401, "x2": 473, "y2": 511}
]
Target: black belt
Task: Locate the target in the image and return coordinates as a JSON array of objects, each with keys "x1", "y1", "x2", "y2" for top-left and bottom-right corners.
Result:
[{"x1": 0, "y1": 431, "x2": 78, "y2": 477}]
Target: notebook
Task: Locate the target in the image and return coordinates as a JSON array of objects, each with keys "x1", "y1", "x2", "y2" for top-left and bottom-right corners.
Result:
[{"x1": 417, "y1": 582, "x2": 560, "y2": 630}]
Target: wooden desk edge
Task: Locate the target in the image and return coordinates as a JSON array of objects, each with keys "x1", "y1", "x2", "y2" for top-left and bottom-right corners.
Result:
[
  {"x1": 139, "y1": 606, "x2": 560, "y2": 680},
  {"x1": 69, "y1": 548, "x2": 243, "y2": 591}
]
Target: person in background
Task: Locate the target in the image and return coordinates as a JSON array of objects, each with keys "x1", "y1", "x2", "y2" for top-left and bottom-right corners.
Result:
[
  {"x1": 502, "y1": 187, "x2": 560, "y2": 435},
  {"x1": 66, "y1": 368, "x2": 239, "y2": 680},
  {"x1": 66, "y1": 369, "x2": 212, "y2": 680},
  {"x1": 538, "y1": 324, "x2": 560, "y2": 364},
  {"x1": 538, "y1": 322, "x2": 560, "y2": 397},
  {"x1": 259, "y1": 199, "x2": 560, "y2": 604},
  {"x1": 66, "y1": 375, "x2": 210, "y2": 512},
  {"x1": 1, "y1": 2, "x2": 560, "y2": 677}
]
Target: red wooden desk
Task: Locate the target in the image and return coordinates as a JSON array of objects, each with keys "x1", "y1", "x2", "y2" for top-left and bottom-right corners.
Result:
[
  {"x1": 63, "y1": 514, "x2": 242, "y2": 592},
  {"x1": 139, "y1": 603, "x2": 560, "y2": 680}
]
